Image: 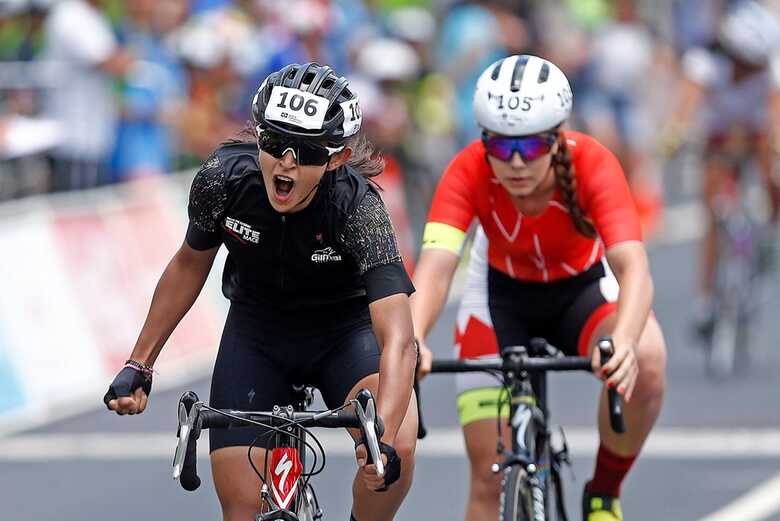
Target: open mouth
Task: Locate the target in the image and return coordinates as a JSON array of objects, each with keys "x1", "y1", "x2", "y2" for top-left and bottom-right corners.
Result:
[{"x1": 273, "y1": 174, "x2": 295, "y2": 202}]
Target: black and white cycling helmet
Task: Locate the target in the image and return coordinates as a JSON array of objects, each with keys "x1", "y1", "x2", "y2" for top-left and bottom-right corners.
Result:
[
  {"x1": 252, "y1": 62, "x2": 362, "y2": 143},
  {"x1": 718, "y1": 0, "x2": 780, "y2": 66},
  {"x1": 473, "y1": 55, "x2": 572, "y2": 136}
]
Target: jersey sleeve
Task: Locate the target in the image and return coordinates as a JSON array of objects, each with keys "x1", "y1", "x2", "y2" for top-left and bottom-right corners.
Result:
[
  {"x1": 340, "y1": 190, "x2": 414, "y2": 302},
  {"x1": 185, "y1": 154, "x2": 227, "y2": 250},
  {"x1": 576, "y1": 137, "x2": 642, "y2": 248},
  {"x1": 422, "y1": 147, "x2": 480, "y2": 255}
]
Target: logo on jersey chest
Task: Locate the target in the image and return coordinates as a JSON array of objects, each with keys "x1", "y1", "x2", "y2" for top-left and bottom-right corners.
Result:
[
  {"x1": 311, "y1": 246, "x2": 342, "y2": 263},
  {"x1": 223, "y1": 217, "x2": 260, "y2": 244}
]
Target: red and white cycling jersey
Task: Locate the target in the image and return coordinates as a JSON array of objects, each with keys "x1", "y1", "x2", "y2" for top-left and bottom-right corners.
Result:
[{"x1": 422, "y1": 130, "x2": 642, "y2": 282}]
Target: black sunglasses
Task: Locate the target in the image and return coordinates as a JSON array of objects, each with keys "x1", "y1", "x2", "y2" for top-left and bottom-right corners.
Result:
[{"x1": 257, "y1": 129, "x2": 344, "y2": 166}]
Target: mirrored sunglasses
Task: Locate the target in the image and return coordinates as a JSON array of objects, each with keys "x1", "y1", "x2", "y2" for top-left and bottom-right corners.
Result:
[{"x1": 482, "y1": 133, "x2": 557, "y2": 162}]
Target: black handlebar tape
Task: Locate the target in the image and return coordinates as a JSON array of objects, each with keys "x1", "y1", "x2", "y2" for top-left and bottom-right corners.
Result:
[
  {"x1": 414, "y1": 381, "x2": 427, "y2": 439},
  {"x1": 597, "y1": 337, "x2": 626, "y2": 434},
  {"x1": 355, "y1": 389, "x2": 378, "y2": 465},
  {"x1": 179, "y1": 391, "x2": 202, "y2": 491}
]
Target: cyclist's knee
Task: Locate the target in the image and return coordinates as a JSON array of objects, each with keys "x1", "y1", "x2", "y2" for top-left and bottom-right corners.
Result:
[
  {"x1": 469, "y1": 463, "x2": 502, "y2": 503},
  {"x1": 636, "y1": 320, "x2": 667, "y2": 397},
  {"x1": 221, "y1": 505, "x2": 261, "y2": 521}
]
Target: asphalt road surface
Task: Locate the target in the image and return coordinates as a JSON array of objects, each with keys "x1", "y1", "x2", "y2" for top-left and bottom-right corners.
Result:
[{"x1": 2, "y1": 232, "x2": 780, "y2": 521}]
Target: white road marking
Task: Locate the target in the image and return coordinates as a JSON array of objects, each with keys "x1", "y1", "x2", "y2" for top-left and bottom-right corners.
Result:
[
  {"x1": 2, "y1": 427, "x2": 780, "y2": 461},
  {"x1": 696, "y1": 471, "x2": 780, "y2": 521}
]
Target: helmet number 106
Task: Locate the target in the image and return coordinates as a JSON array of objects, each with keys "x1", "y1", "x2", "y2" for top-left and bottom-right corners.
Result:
[{"x1": 276, "y1": 91, "x2": 319, "y2": 117}]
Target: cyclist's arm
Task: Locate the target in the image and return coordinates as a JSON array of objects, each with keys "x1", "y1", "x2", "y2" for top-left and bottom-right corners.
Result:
[
  {"x1": 341, "y1": 190, "x2": 416, "y2": 442},
  {"x1": 410, "y1": 247, "x2": 460, "y2": 341},
  {"x1": 128, "y1": 243, "x2": 219, "y2": 366},
  {"x1": 368, "y1": 294, "x2": 416, "y2": 442},
  {"x1": 579, "y1": 135, "x2": 650, "y2": 362},
  {"x1": 129, "y1": 153, "x2": 227, "y2": 365},
  {"x1": 411, "y1": 146, "x2": 478, "y2": 340},
  {"x1": 661, "y1": 48, "x2": 712, "y2": 149},
  {"x1": 605, "y1": 241, "x2": 654, "y2": 350}
]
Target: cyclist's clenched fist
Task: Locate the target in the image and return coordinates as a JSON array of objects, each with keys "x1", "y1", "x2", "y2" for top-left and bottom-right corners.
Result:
[{"x1": 103, "y1": 361, "x2": 152, "y2": 415}]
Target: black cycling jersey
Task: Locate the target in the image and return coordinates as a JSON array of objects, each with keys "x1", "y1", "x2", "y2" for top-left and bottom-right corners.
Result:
[{"x1": 185, "y1": 142, "x2": 413, "y2": 310}]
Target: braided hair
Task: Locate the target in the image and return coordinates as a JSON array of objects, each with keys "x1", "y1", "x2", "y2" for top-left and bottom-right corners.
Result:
[{"x1": 551, "y1": 133, "x2": 597, "y2": 238}]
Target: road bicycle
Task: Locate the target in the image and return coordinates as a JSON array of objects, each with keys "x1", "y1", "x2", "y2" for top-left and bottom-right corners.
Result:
[
  {"x1": 703, "y1": 162, "x2": 772, "y2": 379},
  {"x1": 172, "y1": 385, "x2": 385, "y2": 521},
  {"x1": 428, "y1": 337, "x2": 625, "y2": 521}
]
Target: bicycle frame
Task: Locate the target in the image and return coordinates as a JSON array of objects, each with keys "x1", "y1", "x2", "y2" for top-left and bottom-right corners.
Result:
[
  {"x1": 173, "y1": 387, "x2": 384, "y2": 521},
  {"x1": 707, "y1": 165, "x2": 763, "y2": 378},
  {"x1": 429, "y1": 337, "x2": 624, "y2": 521},
  {"x1": 498, "y1": 344, "x2": 573, "y2": 521}
]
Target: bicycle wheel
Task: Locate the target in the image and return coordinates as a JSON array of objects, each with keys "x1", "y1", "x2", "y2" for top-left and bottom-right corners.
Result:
[{"x1": 499, "y1": 465, "x2": 546, "y2": 521}]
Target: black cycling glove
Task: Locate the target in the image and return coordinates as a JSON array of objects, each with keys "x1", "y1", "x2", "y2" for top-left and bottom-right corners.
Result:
[
  {"x1": 355, "y1": 438, "x2": 402, "y2": 492},
  {"x1": 102, "y1": 366, "x2": 153, "y2": 410},
  {"x1": 376, "y1": 442, "x2": 401, "y2": 491}
]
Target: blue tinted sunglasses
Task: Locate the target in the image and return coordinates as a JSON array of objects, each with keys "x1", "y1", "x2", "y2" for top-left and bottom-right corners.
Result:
[{"x1": 482, "y1": 132, "x2": 557, "y2": 162}]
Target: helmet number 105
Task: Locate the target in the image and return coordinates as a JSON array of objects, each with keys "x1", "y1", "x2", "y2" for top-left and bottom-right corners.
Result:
[{"x1": 489, "y1": 92, "x2": 533, "y2": 112}]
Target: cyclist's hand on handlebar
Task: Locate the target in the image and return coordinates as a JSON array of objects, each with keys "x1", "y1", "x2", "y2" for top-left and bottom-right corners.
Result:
[
  {"x1": 592, "y1": 338, "x2": 639, "y2": 403},
  {"x1": 103, "y1": 366, "x2": 152, "y2": 415},
  {"x1": 355, "y1": 440, "x2": 401, "y2": 492},
  {"x1": 415, "y1": 342, "x2": 433, "y2": 381},
  {"x1": 356, "y1": 442, "x2": 387, "y2": 491}
]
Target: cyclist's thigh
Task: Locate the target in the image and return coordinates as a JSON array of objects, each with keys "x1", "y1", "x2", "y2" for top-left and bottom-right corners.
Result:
[
  {"x1": 311, "y1": 308, "x2": 381, "y2": 410},
  {"x1": 702, "y1": 144, "x2": 735, "y2": 214},
  {"x1": 211, "y1": 446, "x2": 267, "y2": 520},
  {"x1": 209, "y1": 305, "x2": 296, "y2": 452},
  {"x1": 553, "y1": 262, "x2": 618, "y2": 357},
  {"x1": 486, "y1": 268, "x2": 534, "y2": 351}
]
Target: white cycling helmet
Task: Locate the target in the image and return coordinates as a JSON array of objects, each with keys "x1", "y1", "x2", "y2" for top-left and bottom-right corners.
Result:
[
  {"x1": 718, "y1": 0, "x2": 780, "y2": 66},
  {"x1": 473, "y1": 54, "x2": 572, "y2": 136}
]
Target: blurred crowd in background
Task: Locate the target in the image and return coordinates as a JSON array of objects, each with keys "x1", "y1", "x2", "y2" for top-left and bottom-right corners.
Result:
[{"x1": 0, "y1": 0, "x2": 777, "y2": 237}]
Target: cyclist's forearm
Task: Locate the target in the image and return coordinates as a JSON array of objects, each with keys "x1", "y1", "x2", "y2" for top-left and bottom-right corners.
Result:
[
  {"x1": 610, "y1": 251, "x2": 654, "y2": 346},
  {"x1": 130, "y1": 248, "x2": 214, "y2": 365},
  {"x1": 377, "y1": 338, "x2": 416, "y2": 441},
  {"x1": 369, "y1": 293, "x2": 416, "y2": 441},
  {"x1": 410, "y1": 249, "x2": 459, "y2": 339}
]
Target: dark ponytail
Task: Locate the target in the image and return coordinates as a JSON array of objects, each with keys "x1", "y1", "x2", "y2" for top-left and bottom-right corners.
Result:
[
  {"x1": 552, "y1": 133, "x2": 597, "y2": 238},
  {"x1": 220, "y1": 123, "x2": 384, "y2": 180},
  {"x1": 343, "y1": 133, "x2": 385, "y2": 179}
]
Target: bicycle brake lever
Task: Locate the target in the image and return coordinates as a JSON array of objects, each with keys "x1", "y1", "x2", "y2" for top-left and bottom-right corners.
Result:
[
  {"x1": 173, "y1": 392, "x2": 200, "y2": 481},
  {"x1": 354, "y1": 389, "x2": 385, "y2": 477}
]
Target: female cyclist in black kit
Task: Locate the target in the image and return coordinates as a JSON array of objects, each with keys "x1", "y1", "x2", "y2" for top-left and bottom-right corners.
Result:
[{"x1": 102, "y1": 62, "x2": 418, "y2": 521}]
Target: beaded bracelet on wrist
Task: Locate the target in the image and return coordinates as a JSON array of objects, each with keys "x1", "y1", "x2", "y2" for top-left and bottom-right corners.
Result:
[{"x1": 124, "y1": 359, "x2": 154, "y2": 378}]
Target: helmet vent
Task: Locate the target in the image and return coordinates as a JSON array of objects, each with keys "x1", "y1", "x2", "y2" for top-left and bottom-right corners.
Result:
[
  {"x1": 537, "y1": 63, "x2": 549, "y2": 83},
  {"x1": 510, "y1": 56, "x2": 528, "y2": 92},
  {"x1": 490, "y1": 59, "x2": 504, "y2": 80}
]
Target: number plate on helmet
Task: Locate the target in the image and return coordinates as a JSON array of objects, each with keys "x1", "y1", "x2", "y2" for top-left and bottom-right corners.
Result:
[{"x1": 265, "y1": 86, "x2": 329, "y2": 130}]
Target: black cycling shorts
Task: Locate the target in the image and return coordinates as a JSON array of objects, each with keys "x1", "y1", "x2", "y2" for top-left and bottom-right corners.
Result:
[
  {"x1": 209, "y1": 300, "x2": 381, "y2": 452},
  {"x1": 487, "y1": 262, "x2": 617, "y2": 357}
]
